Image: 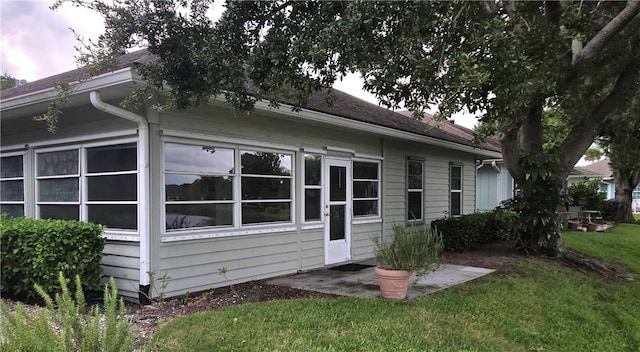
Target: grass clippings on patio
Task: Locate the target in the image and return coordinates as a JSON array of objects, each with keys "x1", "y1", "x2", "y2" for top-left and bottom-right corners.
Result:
[{"x1": 147, "y1": 224, "x2": 640, "y2": 352}]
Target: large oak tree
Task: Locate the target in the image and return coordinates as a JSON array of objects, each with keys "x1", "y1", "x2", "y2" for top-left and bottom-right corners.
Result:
[
  {"x1": 599, "y1": 95, "x2": 640, "y2": 224},
  {"x1": 58, "y1": 0, "x2": 640, "y2": 255}
]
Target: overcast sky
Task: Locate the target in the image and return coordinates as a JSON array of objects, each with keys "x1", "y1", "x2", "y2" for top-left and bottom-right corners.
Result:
[{"x1": 1, "y1": 0, "x2": 478, "y2": 128}]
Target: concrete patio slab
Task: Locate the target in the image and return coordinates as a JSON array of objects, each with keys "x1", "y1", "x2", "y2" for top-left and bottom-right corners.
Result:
[{"x1": 266, "y1": 263, "x2": 495, "y2": 300}]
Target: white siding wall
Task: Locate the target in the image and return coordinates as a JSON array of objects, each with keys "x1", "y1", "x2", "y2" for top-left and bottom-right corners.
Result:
[
  {"x1": 1, "y1": 106, "x2": 143, "y2": 300},
  {"x1": 152, "y1": 104, "x2": 385, "y2": 297},
  {"x1": 158, "y1": 232, "x2": 298, "y2": 297},
  {"x1": 102, "y1": 242, "x2": 140, "y2": 300},
  {"x1": 382, "y1": 139, "x2": 478, "y2": 240},
  {"x1": 3, "y1": 99, "x2": 487, "y2": 300}
]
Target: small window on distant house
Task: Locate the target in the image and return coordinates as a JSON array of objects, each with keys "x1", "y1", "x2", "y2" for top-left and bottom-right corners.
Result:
[
  {"x1": 304, "y1": 154, "x2": 322, "y2": 222},
  {"x1": 353, "y1": 161, "x2": 380, "y2": 217},
  {"x1": 450, "y1": 163, "x2": 463, "y2": 216},
  {"x1": 407, "y1": 159, "x2": 424, "y2": 221},
  {"x1": 0, "y1": 154, "x2": 25, "y2": 217}
]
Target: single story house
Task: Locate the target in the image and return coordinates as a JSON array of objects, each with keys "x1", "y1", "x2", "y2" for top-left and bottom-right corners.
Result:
[
  {"x1": 567, "y1": 158, "x2": 616, "y2": 200},
  {"x1": 1, "y1": 50, "x2": 501, "y2": 302},
  {"x1": 568, "y1": 158, "x2": 640, "y2": 212}
]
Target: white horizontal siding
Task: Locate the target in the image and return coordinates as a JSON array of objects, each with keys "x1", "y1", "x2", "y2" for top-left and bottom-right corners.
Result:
[
  {"x1": 351, "y1": 222, "x2": 381, "y2": 260},
  {"x1": 157, "y1": 231, "x2": 299, "y2": 297},
  {"x1": 101, "y1": 242, "x2": 140, "y2": 300},
  {"x1": 300, "y1": 229, "x2": 324, "y2": 271}
]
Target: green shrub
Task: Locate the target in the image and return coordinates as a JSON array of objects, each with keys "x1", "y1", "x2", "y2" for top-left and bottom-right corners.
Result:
[
  {"x1": 431, "y1": 209, "x2": 518, "y2": 252},
  {"x1": 372, "y1": 224, "x2": 444, "y2": 278},
  {"x1": 0, "y1": 273, "x2": 137, "y2": 352},
  {"x1": 0, "y1": 214, "x2": 106, "y2": 299},
  {"x1": 567, "y1": 178, "x2": 607, "y2": 211}
]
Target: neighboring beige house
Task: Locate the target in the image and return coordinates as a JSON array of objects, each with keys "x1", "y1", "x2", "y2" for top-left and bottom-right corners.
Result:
[
  {"x1": 567, "y1": 159, "x2": 616, "y2": 200},
  {"x1": 568, "y1": 158, "x2": 640, "y2": 212},
  {"x1": 0, "y1": 50, "x2": 501, "y2": 302}
]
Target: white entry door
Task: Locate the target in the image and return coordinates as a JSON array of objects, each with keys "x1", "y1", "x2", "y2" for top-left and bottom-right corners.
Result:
[{"x1": 324, "y1": 157, "x2": 352, "y2": 265}]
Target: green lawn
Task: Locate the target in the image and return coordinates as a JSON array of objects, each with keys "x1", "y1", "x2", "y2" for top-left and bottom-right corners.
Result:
[
  {"x1": 634, "y1": 213, "x2": 640, "y2": 221},
  {"x1": 147, "y1": 224, "x2": 640, "y2": 352}
]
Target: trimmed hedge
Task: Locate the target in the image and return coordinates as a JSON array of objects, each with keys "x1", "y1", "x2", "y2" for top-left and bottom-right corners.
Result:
[
  {"x1": 431, "y1": 209, "x2": 519, "y2": 252},
  {"x1": 0, "y1": 214, "x2": 106, "y2": 299}
]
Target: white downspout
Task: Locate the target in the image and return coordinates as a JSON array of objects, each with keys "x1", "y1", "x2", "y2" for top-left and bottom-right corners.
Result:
[{"x1": 90, "y1": 91, "x2": 151, "y2": 304}]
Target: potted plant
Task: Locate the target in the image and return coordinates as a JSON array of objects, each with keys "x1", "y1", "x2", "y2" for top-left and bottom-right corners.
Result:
[{"x1": 372, "y1": 224, "x2": 444, "y2": 300}]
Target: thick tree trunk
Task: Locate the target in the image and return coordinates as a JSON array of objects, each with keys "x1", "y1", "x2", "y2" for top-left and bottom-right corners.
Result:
[
  {"x1": 613, "y1": 172, "x2": 640, "y2": 224},
  {"x1": 512, "y1": 171, "x2": 566, "y2": 257},
  {"x1": 500, "y1": 101, "x2": 567, "y2": 257}
]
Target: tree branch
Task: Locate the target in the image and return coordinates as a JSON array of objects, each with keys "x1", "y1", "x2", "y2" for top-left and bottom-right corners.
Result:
[
  {"x1": 560, "y1": 60, "x2": 640, "y2": 170},
  {"x1": 560, "y1": 3, "x2": 640, "y2": 90},
  {"x1": 480, "y1": 0, "x2": 498, "y2": 14},
  {"x1": 578, "y1": 3, "x2": 639, "y2": 64}
]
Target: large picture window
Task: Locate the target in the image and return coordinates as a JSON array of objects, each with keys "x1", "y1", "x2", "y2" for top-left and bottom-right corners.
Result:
[
  {"x1": 353, "y1": 161, "x2": 379, "y2": 217},
  {"x1": 165, "y1": 143, "x2": 235, "y2": 230},
  {"x1": 36, "y1": 143, "x2": 138, "y2": 230},
  {"x1": 407, "y1": 159, "x2": 424, "y2": 221},
  {"x1": 303, "y1": 154, "x2": 322, "y2": 222},
  {"x1": 240, "y1": 150, "x2": 292, "y2": 225},
  {"x1": 450, "y1": 163, "x2": 463, "y2": 216},
  {"x1": 0, "y1": 154, "x2": 25, "y2": 217},
  {"x1": 164, "y1": 142, "x2": 293, "y2": 231}
]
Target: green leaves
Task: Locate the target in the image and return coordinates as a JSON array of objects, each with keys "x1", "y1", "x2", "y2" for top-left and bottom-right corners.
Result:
[{"x1": 0, "y1": 214, "x2": 106, "y2": 299}]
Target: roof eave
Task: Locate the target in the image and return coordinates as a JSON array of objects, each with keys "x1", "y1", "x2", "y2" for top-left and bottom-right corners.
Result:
[
  {"x1": 221, "y1": 99, "x2": 502, "y2": 158},
  {"x1": 0, "y1": 68, "x2": 142, "y2": 112}
]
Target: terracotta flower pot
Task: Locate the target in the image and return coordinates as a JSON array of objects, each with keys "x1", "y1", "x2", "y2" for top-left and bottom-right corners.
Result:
[
  {"x1": 375, "y1": 266, "x2": 412, "y2": 300},
  {"x1": 587, "y1": 222, "x2": 599, "y2": 232},
  {"x1": 567, "y1": 220, "x2": 580, "y2": 231}
]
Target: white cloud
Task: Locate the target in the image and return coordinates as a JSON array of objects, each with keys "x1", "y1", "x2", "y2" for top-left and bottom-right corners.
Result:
[{"x1": 0, "y1": 0, "x2": 101, "y2": 81}]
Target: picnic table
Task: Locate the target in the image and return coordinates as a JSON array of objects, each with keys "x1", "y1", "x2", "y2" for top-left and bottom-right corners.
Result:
[{"x1": 580, "y1": 210, "x2": 603, "y2": 224}]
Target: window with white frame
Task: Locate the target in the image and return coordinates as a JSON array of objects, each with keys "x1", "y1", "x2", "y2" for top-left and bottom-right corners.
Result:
[
  {"x1": 407, "y1": 158, "x2": 424, "y2": 221},
  {"x1": 35, "y1": 143, "x2": 138, "y2": 229},
  {"x1": 0, "y1": 154, "x2": 25, "y2": 217},
  {"x1": 240, "y1": 150, "x2": 292, "y2": 225},
  {"x1": 450, "y1": 163, "x2": 463, "y2": 216},
  {"x1": 85, "y1": 144, "x2": 138, "y2": 229},
  {"x1": 165, "y1": 143, "x2": 235, "y2": 230},
  {"x1": 352, "y1": 161, "x2": 380, "y2": 217},
  {"x1": 37, "y1": 149, "x2": 80, "y2": 221},
  {"x1": 164, "y1": 142, "x2": 293, "y2": 231},
  {"x1": 304, "y1": 154, "x2": 322, "y2": 222}
]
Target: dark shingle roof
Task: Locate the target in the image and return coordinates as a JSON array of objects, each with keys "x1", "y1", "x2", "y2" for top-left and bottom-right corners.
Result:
[
  {"x1": 575, "y1": 159, "x2": 612, "y2": 177},
  {"x1": 395, "y1": 110, "x2": 501, "y2": 152},
  {"x1": 0, "y1": 50, "x2": 153, "y2": 100},
  {"x1": 1, "y1": 49, "x2": 499, "y2": 153}
]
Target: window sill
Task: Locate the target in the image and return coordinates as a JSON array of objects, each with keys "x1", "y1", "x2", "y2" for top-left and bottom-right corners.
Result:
[
  {"x1": 352, "y1": 218, "x2": 382, "y2": 225},
  {"x1": 161, "y1": 226, "x2": 297, "y2": 242},
  {"x1": 102, "y1": 233, "x2": 140, "y2": 242}
]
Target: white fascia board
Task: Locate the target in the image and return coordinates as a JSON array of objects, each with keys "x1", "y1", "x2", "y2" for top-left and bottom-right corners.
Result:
[
  {"x1": 237, "y1": 99, "x2": 502, "y2": 158},
  {"x1": 0, "y1": 68, "x2": 141, "y2": 111}
]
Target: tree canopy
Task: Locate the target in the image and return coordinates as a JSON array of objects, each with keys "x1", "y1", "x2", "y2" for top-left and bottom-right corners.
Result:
[
  {"x1": 58, "y1": 0, "x2": 640, "y2": 254},
  {"x1": 1, "y1": 73, "x2": 16, "y2": 91}
]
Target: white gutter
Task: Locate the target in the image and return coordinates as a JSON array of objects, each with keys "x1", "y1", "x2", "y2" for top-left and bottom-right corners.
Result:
[
  {"x1": 89, "y1": 91, "x2": 151, "y2": 304},
  {"x1": 1, "y1": 68, "x2": 141, "y2": 111}
]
